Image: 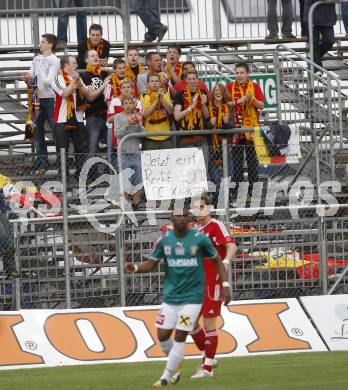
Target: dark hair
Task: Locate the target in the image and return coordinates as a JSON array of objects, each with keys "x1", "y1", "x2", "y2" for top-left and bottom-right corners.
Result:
[
  {"x1": 112, "y1": 58, "x2": 126, "y2": 68},
  {"x1": 42, "y1": 33, "x2": 57, "y2": 51},
  {"x1": 184, "y1": 68, "x2": 198, "y2": 80},
  {"x1": 167, "y1": 44, "x2": 181, "y2": 55},
  {"x1": 147, "y1": 71, "x2": 160, "y2": 83},
  {"x1": 60, "y1": 55, "x2": 74, "y2": 69},
  {"x1": 89, "y1": 24, "x2": 103, "y2": 35},
  {"x1": 84, "y1": 48, "x2": 98, "y2": 60},
  {"x1": 145, "y1": 51, "x2": 161, "y2": 63},
  {"x1": 198, "y1": 193, "x2": 213, "y2": 206},
  {"x1": 235, "y1": 62, "x2": 250, "y2": 73},
  {"x1": 182, "y1": 61, "x2": 195, "y2": 69}
]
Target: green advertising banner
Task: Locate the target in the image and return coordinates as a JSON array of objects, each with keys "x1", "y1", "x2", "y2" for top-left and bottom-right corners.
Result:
[{"x1": 202, "y1": 73, "x2": 277, "y2": 109}]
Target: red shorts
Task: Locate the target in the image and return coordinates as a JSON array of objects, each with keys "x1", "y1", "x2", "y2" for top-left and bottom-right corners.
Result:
[{"x1": 201, "y1": 283, "x2": 222, "y2": 318}]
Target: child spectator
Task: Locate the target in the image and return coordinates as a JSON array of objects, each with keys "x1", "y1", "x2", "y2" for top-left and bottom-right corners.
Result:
[
  {"x1": 125, "y1": 47, "x2": 146, "y2": 82},
  {"x1": 114, "y1": 95, "x2": 144, "y2": 209},
  {"x1": 107, "y1": 78, "x2": 143, "y2": 166},
  {"x1": 141, "y1": 72, "x2": 173, "y2": 150},
  {"x1": 77, "y1": 24, "x2": 110, "y2": 69},
  {"x1": 20, "y1": 33, "x2": 60, "y2": 175},
  {"x1": 105, "y1": 58, "x2": 139, "y2": 107}
]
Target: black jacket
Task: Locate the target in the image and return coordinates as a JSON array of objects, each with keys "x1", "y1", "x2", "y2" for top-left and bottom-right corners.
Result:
[{"x1": 303, "y1": 0, "x2": 337, "y2": 27}]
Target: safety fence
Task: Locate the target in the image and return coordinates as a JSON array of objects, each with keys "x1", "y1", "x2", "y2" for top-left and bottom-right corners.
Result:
[
  {"x1": 1, "y1": 204, "x2": 348, "y2": 310},
  {"x1": 1, "y1": 127, "x2": 347, "y2": 309},
  {"x1": 1, "y1": 0, "x2": 348, "y2": 47}
]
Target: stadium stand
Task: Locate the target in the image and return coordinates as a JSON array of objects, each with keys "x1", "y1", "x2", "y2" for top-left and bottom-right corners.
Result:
[{"x1": 0, "y1": 0, "x2": 348, "y2": 310}]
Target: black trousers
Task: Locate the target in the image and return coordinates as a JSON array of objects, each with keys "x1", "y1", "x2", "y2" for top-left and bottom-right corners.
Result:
[{"x1": 232, "y1": 138, "x2": 259, "y2": 196}]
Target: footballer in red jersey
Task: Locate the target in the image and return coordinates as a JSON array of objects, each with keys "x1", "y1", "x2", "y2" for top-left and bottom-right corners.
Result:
[{"x1": 190, "y1": 193, "x2": 237, "y2": 379}]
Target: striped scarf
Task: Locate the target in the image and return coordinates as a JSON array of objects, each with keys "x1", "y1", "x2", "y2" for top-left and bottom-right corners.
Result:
[
  {"x1": 60, "y1": 70, "x2": 78, "y2": 130},
  {"x1": 164, "y1": 62, "x2": 182, "y2": 81},
  {"x1": 112, "y1": 74, "x2": 122, "y2": 98},
  {"x1": 86, "y1": 63, "x2": 102, "y2": 76},
  {"x1": 144, "y1": 89, "x2": 168, "y2": 125},
  {"x1": 230, "y1": 79, "x2": 259, "y2": 141},
  {"x1": 181, "y1": 86, "x2": 203, "y2": 130},
  {"x1": 87, "y1": 38, "x2": 105, "y2": 58},
  {"x1": 208, "y1": 101, "x2": 229, "y2": 151},
  {"x1": 125, "y1": 63, "x2": 145, "y2": 81}
]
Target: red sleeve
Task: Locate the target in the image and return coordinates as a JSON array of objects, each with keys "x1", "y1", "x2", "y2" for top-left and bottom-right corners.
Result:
[
  {"x1": 214, "y1": 221, "x2": 234, "y2": 246},
  {"x1": 198, "y1": 80, "x2": 210, "y2": 97},
  {"x1": 174, "y1": 80, "x2": 186, "y2": 92},
  {"x1": 226, "y1": 82, "x2": 232, "y2": 95},
  {"x1": 253, "y1": 82, "x2": 265, "y2": 103}
]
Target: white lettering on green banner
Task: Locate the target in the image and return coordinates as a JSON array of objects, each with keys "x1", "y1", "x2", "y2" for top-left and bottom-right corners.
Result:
[{"x1": 201, "y1": 74, "x2": 277, "y2": 109}]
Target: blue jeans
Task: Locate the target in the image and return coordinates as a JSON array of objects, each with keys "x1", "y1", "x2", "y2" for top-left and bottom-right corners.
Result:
[
  {"x1": 86, "y1": 115, "x2": 107, "y2": 154},
  {"x1": 56, "y1": 0, "x2": 87, "y2": 43},
  {"x1": 267, "y1": 0, "x2": 293, "y2": 35},
  {"x1": 121, "y1": 154, "x2": 142, "y2": 193},
  {"x1": 133, "y1": 0, "x2": 162, "y2": 40},
  {"x1": 34, "y1": 98, "x2": 56, "y2": 169},
  {"x1": 342, "y1": 3, "x2": 348, "y2": 33}
]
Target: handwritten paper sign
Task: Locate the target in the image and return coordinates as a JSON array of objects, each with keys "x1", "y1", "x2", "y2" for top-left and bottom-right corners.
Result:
[{"x1": 141, "y1": 148, "x2": 208, "y2": 200}]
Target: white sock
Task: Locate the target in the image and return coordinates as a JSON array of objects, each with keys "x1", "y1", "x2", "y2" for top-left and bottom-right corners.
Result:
[
  {"x1": 204, "y1": 357, "x2": 214, "y2": 367},
  {"x1": 160, "y1": 338, "x2": 173, "y2": 355},
  {"x1": 161, "y1": 341, "x2": 185, "y2": 381}
]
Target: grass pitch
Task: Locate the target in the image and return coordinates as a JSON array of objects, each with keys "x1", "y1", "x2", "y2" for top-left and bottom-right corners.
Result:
[{"x1": 1, "y1": 351, "x2": 348, "y2": 390}]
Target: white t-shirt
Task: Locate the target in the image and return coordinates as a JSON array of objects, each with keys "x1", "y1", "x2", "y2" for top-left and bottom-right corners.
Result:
[
  {"x1": 30, "y1": 53, "x2": 60, "y2": 99},
  {"x1": 107, "y1": 97, "x2": 143, "y2": 116},
  {"x1": 52, "y1": 74, "x2": 86, "y2": 123}
]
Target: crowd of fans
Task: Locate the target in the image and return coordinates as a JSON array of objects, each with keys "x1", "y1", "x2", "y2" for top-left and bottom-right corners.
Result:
[{"x1": 20, "y1": 23, "x2": 266, "y2": 208}]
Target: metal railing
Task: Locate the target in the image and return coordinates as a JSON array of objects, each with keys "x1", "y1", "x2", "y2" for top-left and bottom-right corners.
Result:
[
  {"x1": 2, "y1": 0, "x2": 348, "y2": 47},
  {"x1": 0, "y1": 1, "x2": 129, "y2": 51},
  {"x1": 274, "y1": 44, "x2": 344, "y2": 184},
  {"x1": 4, "y1": 202, "x2": 348, "y2": 310},
  {"x1": 308, "y1": 0, "x2": 348, "y2": 66},
  {"x1": 1, "y1": 137, "x2": 347, "y2": 309}
]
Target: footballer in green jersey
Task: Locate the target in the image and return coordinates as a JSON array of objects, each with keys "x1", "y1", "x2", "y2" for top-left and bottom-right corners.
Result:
[{"x1": 124, "y1": 208, "x2": 231, "y2": 387}]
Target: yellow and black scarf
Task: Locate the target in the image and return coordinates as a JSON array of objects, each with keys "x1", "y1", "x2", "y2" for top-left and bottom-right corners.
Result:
[
  {"x1": 164, "y1": 61, "x2": 182, "y2": 82},
  {"x1": 86, "y1": 63, "x2": 102, "y2": 76},
  {"x1": 87, "y1": 38, "x2": 105, "y2": 59},
  {"x1": 112, "y1": 74, "x2": 122, "y2": 98},
  {"x1": 230, "y1": 79, "x2": 259, "y2": 141},
  {"x1": 208, "y1": 101, "x2": 229, "y2": 151},
  {"x1": 61, "y1": 70, "x2": 80, "y2": 130},
  {"x1": 181, "y1": 85, "x2": 203, "y2": 130},
  {"x1": 125, "y1": 63, "x2": 145, "y2": 81},
  {"x1": 144, "y1": 89, "x2": 168, "y2": 125}
]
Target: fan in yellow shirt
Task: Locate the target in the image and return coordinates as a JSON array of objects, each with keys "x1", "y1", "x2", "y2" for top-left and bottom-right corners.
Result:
[{"x1": 141, "y1": 72, "x2": 173, "y2": 150}]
